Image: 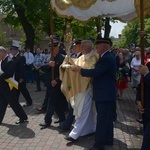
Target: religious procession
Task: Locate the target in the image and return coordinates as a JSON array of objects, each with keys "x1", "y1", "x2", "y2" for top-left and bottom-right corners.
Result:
[{"x1": 0, "y1": 0, "x2": 150, "y2": 150}]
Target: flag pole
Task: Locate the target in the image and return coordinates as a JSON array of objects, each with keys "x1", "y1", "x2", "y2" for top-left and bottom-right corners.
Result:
[
  {"x1": 139, "y1": 0, "x2": 145, "y2": 106},
  {"x1": 50, "y1": 1, "x2": 54, "y2": 80}
]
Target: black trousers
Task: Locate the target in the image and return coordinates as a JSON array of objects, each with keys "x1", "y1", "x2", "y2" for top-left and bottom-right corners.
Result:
[
  {"x1": 94, "y1": 101, "x2": 114, "y2": 149},
  {"x1": 41, "y1": 88, "x2": 49, "y2": 110},
  {"x1": 141, "y1": 114, "x2": 150, "y2": 150},
  {"x1": 0, "y1": 86, "x2": 28, "y2": 123},
  {"x1": 12, "y1": 81, "x2": 32, "y2": 104},
  {"x1": 34, "y1": 70, "x2": 41, "y2": 90},
  {"x1": 44, "y1": 86, "x2": 66, "y2": 125}
]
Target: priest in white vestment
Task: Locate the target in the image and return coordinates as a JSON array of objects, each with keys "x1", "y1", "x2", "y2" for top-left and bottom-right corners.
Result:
[{"x1": 60, "y1": 40, "x2": 98, "y2": 141}]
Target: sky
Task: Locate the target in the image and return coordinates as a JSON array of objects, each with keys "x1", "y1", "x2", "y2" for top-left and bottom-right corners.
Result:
[{"x1": 109, "y1": 21, "x2": 127, "y2": 38}]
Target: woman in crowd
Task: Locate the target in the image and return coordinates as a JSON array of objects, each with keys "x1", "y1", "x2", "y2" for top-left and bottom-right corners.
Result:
[
  {"x1": 130, "y1": 51, "x2": 141, "y2": 91},
  {"x1": 116, "y1": 52, "x2": 130, "y2": 100}
]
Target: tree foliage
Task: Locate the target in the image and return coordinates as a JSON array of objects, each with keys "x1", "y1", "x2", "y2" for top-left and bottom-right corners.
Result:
[
  {"x1": 0, "y1": 29, "x2": 7, "y2": 46},
  {"x1": 115, "y1": 15, "x2": 150, "y2": 48},
  {"x1": 0, "y1": 0, "x2": 118, "y2": 50}
]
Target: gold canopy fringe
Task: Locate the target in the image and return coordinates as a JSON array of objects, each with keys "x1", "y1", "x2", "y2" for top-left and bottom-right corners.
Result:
[{"x1": 55, "y1": 0, "x2": 116, "y2": 11}]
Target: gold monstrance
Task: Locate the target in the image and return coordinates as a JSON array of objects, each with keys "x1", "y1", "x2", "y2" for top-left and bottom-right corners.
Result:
[{"x1": 63, "y1": 23, "x2": 73, "y2": 66}]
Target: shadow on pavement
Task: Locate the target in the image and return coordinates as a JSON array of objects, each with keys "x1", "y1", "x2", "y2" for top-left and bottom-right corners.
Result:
[
  {"x1": 1, "y1": 123, "x2": 35, "y2": 139},
  {"x1": 114, "y1": 120, "x2": 143, "y2": 136},
  {"x1": 65, "y1": 137, "x2": 131, "y2": 150}
]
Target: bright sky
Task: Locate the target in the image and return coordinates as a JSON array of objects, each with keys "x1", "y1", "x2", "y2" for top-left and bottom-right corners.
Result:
[{"x1": 109, "y1": 21, "x2": 126, "y2": 38}]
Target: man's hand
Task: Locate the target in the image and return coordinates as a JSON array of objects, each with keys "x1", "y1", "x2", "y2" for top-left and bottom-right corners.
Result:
[
  {"x1": 136, "y1": 101, "x2": 145, "y2": 114},
  {"x1": 49, "y1": 61, "x2": 55, "y2": 67},
  {"x1": 51, "y1": 80, "x2": 57, "y2": 87},
  {"x1": 34, "y1": 66, "x2": 40, "y2": 70},
  {"x1": 72, "y1": 66, "x2": 82, "y2": 73},
  {"x1": 139, "y1": 65, "x2": 149, "y2": 76},
  {"x1": 19, "y1": 79, "x2": 24, "y2": 83}
]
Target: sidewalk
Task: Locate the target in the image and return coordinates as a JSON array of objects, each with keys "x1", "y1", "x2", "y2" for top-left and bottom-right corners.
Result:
[{"x1": 0, "y1": 82, "x2": 142, "y2": 150}]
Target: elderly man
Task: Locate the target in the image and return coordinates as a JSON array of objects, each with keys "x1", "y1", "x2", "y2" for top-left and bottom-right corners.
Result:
[
  {"x1": 75, "y1": 37, "x2": 117, "y2": 150},
  {"x1": 0, "y1": 46, "x2": 28, "y2": 124},
  {"x1": 61, "y1": 40, "x2": 98, "y2": 141}
]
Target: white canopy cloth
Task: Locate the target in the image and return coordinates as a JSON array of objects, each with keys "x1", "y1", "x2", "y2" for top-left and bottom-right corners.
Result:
[{"x1": 51, "y1": 0, "x2": 150, "y2": 22}]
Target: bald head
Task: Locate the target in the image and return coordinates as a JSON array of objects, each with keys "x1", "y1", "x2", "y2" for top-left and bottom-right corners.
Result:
[{"x1": 81, "y1": 40, "x2": 93, "y2": 55}]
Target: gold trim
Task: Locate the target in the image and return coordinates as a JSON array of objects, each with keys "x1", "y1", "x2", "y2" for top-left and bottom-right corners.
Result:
[
  {"x1": 72, "y1": 0, "x2": 97, "y2": 10},
  {"x1": 54, "y1": 0, "x2": 116, "y2": 11},
  {"x1": 55, "y1": 0, "x2": 72, "y2": 11},
  {"x1": 52, "y1": 6, "x2": 95, "y2": 22}
]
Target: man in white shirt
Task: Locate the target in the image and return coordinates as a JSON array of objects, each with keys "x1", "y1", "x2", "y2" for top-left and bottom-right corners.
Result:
[{"x1": 24, "y1": 47, "x2": 34, "y2": 83}]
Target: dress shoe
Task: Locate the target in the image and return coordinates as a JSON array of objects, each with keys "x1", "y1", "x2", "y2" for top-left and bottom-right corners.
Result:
[
  {"x1": 23, "y1": 103, "x2": 32, "y2": 107},
  {"x1": 64, "y1": 136, "x2": 77, "y2": 142},
  {"x1": 136, "y1": 119, "x2": 143, "y2": 124},
  {"x1": 89, "y1": 147, "x2": 105, "y2": 150},
  {"x1": 39, "y1": 122, "x2": 50, "y2": 129},
  {"x1": 105, "y1": 142, "x2": 113, "y2": 146},
  {"x1": 36, "y1": 107, "x2": 46, "y2": 113},
  {"x1": 54, "y1": 120, "x2": 65, "y2": 124},
  {"x1": 35, "y1": 89, "x2": 41, "y2": 92},
  {"x1": 15, "y1": 119, "x2": 28, "y2": 124},
  {"x1": 59, "y1": 125, "x2": 70, "y2": 132}
]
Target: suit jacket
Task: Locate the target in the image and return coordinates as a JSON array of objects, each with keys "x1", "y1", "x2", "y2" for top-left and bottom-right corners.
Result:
[
  {"x1": 13, "y1": 53, "x2": 26, "y2": 81},
  {"x1": 81, "y1": 51, "x2": 117, "y2": 102},
  {"x1": 44, "y1": 53, "x2": 65, "y2": 88},
  {"x1": 0, "y1": 56, "x2": 15, "y2": 89},
  {"x1": 136, "y1": 73, "x2": 150, "y2": 119}
]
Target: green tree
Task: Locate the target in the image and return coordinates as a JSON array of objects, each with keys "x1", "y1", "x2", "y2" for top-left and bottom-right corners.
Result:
[
  {"x1": 0, "y1": 29, "x2": 7, "y2": 46},
  {"x1": 115, "y1": 15, "x2": 150, "y2": 48},
  {"x1": 0, "y1": 0, "x2": 120, "y2": 50}
]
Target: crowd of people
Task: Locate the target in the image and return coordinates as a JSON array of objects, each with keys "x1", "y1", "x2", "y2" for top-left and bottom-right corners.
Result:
[{"x1": 0, "y1": 34, "x2": 150, "y2": 150}]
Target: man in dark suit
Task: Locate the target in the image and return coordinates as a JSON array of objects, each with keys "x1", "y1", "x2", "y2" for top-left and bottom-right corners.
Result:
[
  {"x1": 10, "y1": 46, "x2": 33, "y2": 107},
  {"x1": 0, "y1": 46, "x2": 28, "y2": 124},
  {"x1": 39, "y1": 38, "x2": 67, "y2": 129},
  {"x1": 136, "y1": 65, "x2": 150, "y2": 150},
  {"x1": 75, "y1": 37, "x2": 117, "y2": 150}
]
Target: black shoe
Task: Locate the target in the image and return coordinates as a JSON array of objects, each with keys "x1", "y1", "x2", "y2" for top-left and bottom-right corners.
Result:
[
  {"x1": 89, "y1": 147, "x2": 105, "y2": 150},
  {"x1": 105, "y1": 142, "x2": 113, "y2": 146},
  {"x1": 15, "y1": 119, "x2": 28, "y2": 124},
  {"x1": 64, "y1": 136, "x2": 77, "y2": 142},
  {"x1": 39, "y1": 122, "x2": 50, "y2": 129},
  {"x1": 54, "y1": 120, "x2": 65, "y2": 124},
  {"x1": 60, "y1": 126, "x2": 70, "y2": 132},
  {"x1": 23, "y1": 103, "x2": 32, "y2": 107},
  {"x1": 35, "y1": 89, "x2": 41, "y2": 92},
  {"x1": 36, "y1": 107, "x2": 46, "y2": 113},
  {"x1": 136, "y1": 119, "x2": 143, "y2": 124}
]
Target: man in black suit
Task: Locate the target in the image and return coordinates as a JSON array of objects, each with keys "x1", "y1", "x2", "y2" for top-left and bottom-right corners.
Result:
[
  {"x1": 39, "y1": 38, "x2": 67, "y2": 129},
  {"x1": 10, "y1": 46, "x2": 33, "y2": 107},
  {"x1": 75, "y1": 37, "x2": 117, "y2": 150},
  {"x1": 0, "y1": 46, "x2": 28, "y2": 124},
  {"x1": 136, "y1": 65, "x2": 150, "y2": 150}
]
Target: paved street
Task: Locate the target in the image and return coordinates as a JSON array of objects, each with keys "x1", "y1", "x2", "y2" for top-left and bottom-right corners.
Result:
[{"x1": 0, "y1": 82, "x2": 143, "y2": 150}]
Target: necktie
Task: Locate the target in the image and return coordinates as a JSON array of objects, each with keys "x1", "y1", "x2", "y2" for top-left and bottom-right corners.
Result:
[{"x1": 12, "y1": 57, "x2": 16, "y2": 61}]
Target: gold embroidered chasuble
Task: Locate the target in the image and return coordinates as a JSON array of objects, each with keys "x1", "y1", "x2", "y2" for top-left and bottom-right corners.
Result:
[{"x1": 60, "y1": 51, "x2": 98, "y2": 102}]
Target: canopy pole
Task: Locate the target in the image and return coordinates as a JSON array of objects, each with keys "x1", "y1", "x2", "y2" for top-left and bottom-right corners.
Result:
[
  {"x1": 50, "y1": 1, "x2": 54, "y2": 80},
  {"x1": 97, "y1": 17, "x2": 101, "y2": 34},
  {"x1": 140, "y1": 0, "x2": 145, "y2": 106}
]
